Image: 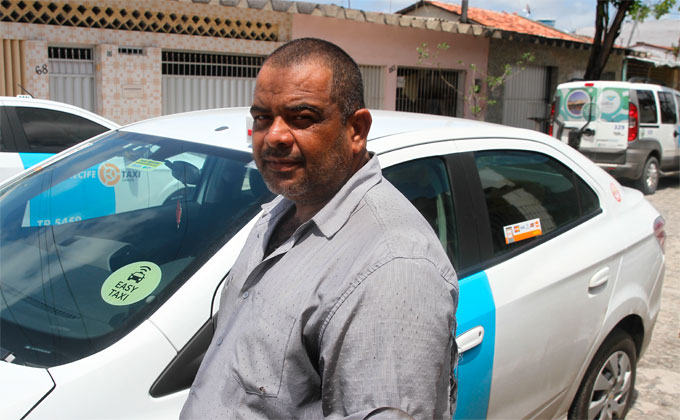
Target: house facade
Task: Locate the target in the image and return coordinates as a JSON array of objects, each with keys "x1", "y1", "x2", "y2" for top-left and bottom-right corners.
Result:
[
  {"x1": 400, "y1": 1, "x2": 627, "y2": 132},
  {"x1": 1, "y1": 0, "x2": 497, "y2": 125}
]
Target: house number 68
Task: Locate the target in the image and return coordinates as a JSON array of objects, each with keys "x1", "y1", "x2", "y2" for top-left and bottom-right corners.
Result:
[{"x1": 35, "y1": 64, "x2": 49, "y2": 75}]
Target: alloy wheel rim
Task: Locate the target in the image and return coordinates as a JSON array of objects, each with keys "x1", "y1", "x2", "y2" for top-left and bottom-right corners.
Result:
[
  {"x1": 645, "y1": 161, "x2": 659, "y2": 191},
  {"x1": 587, "y1": 350, "x2": 633, "y2": 420}
]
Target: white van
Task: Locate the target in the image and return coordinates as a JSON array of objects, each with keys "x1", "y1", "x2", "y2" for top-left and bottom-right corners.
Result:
[{"x1": 550, "y1": 80, "x2": 680, "y2": 194}]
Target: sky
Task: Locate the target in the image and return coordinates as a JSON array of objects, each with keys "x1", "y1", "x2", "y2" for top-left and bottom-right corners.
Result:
[{"x1": 309, "y1": 0, "x2": 680, "y2": 33}]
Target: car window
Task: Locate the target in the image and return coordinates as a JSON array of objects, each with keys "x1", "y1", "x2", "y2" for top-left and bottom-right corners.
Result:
[
  {"x1": 383, "y1": 157, "x2": 459, "y2": 269},
  {"x1": 658, "y1": 92, "x2": 678, "y2": 124},
  {"x1": 12, "y1": 106, "x2": 110, "y2": 153},
  {"x1": 474, "y1": 150, "x2": 600, "y2": 257},
  {"x1": 635, "y1": 90, "x2": 658, "y2": 125},
  {"x1": 0, "y1": 131, "x2": 274, "y2": 367}
]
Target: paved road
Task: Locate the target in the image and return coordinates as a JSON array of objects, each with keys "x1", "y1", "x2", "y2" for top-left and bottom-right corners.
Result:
[{"x1": 627, "y1": 175, "x2": 679, "y2": 419}]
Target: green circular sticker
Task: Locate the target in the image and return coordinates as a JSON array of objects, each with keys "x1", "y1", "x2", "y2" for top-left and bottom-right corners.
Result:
[{"x1": 101, "y1": 262, "x2": 162, "y2": 306}]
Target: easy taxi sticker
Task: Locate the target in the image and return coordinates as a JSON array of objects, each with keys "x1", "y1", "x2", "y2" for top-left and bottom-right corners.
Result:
[{"x1": 101, "y1": 262, "x2": 162, "y2": 305}]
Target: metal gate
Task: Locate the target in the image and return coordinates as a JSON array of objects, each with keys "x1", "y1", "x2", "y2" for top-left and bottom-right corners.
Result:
[
  {"x1": 502, "y1": 65, "x2": 550, "y2": 131},
  {"x1": 359, "y1": 65, "x2": 385, "y2": 110},
  {"x1": 395, "y1": 67, "x2": 460, "y2": 117},
  {"x1": 48, "y1": 46, "x2": 96, "y2": 112},
  {"x1": 161, "y1": 53, "x2": 388, "y2": 114},
  {"x1": 161, "y1": 51, "x2": 263, "y2": 115}
]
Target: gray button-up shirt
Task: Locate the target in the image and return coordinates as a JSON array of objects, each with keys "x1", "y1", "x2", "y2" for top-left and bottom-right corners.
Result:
[{"x1": 181, "y1": 156, "x2": 458, "y2": 419}]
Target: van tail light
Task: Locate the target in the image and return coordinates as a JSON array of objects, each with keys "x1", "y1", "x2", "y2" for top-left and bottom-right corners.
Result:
[
  {"x1": 628, "y1": 103, "x2": 639, "y2": 141},
  {"x1": 654, "y1": 216, "x2": 666, "y2": 253},
  {"x1": 548, "y1": 101, "x2": 556, "y2": 137}
]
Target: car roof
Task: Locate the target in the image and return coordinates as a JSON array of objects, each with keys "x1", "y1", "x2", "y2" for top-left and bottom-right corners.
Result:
[
  {"x1": 0, "y1": 96, "x2": 119, "y2": 129},
  {"x1": 119, "y1": 107, "x2": 550, "y2": 155},
  {"x1": 556, "y1": 81, "x2": 680, "y2": 93}
]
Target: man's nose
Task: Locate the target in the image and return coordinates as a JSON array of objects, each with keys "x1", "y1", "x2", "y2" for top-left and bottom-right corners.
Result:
[{"x1": 265, "y1": 117, "x2": 294, "y2": 148}]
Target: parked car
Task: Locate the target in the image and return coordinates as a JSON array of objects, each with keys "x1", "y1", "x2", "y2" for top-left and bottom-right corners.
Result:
[
  {"x1": 550, "y1": 80, "x2": 680, "y2": 195},
  {"x1": 0, "y1": 96, "x2": 118, "y2": 182},
  {"x1": 0, "y1": 109, "x2": 665, "y2": 420}
]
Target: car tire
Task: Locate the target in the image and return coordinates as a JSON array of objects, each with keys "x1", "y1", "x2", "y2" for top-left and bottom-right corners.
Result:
[
  {"x1": 568, "y1": 329, "x2": 637, "y2": 420},
  {"x1": 636, "y1": 156, "x2": 659, "y2": 195}
]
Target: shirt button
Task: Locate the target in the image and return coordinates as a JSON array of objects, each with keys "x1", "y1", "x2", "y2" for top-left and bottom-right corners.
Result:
[
  {"x1": 216, "y1": 337, "x2": 223, "y2": 346},
  {"x1": 242, "y1": 291, "x2": 249, "y2": 299}
]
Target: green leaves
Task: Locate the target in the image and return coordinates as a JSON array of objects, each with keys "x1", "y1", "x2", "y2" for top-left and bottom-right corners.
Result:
[{"x1": 630, "y1": 0, "x2": 678, "y2": 21}]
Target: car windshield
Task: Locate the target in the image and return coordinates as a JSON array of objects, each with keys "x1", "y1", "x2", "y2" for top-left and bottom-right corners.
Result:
[{"x1": 0, "y1": 131, "x2": 273, "y2": 368}]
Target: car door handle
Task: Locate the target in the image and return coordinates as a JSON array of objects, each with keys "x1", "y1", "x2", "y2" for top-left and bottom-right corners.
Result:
[
  {"x1": 589, "y1": 267, "x2": 610, "y2": 290},
  {"x1": 457, "y1": 326, "x2": 484, "y2": 354}
]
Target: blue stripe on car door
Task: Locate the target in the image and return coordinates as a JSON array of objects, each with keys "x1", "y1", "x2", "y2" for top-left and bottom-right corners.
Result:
[{"x1": 454, "y1": 271, "x2": 496, "y2": 420}]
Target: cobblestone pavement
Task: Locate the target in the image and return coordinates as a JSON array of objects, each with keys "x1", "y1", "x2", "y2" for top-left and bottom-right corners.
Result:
[{"x1": 627, "y1": 175, "x2": 680, "y2": 420}]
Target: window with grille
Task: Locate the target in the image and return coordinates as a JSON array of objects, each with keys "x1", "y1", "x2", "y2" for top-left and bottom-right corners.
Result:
[
  {"x1": 396, "y1": 67, "x2": 459, "y2": 117},
  {"x1": 48, "y1": 47, "x2": 93, "y2": 61},
  {"x1": 162, "y1": 51, "x2": 264, "y2": 78}
]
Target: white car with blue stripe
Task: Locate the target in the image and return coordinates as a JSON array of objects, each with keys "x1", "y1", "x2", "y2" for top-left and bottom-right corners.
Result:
[
  {"x1": 0, "y1": 108, "x2": 665, "y2": 420},
  {"x1": 0, "y1": 96, "x2": 118, "y2": 183}
]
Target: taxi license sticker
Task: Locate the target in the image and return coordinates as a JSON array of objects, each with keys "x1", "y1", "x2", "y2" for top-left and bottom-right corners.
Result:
[
  {"x1": 101, "y1": 261, "x2": 162, "y2": 306},
  {"x1": 504, "y1": 218, "x2": 542, "y2": 245},
  {"x1": 128, "y1": 158, "x2": 164, "y2": 171}
]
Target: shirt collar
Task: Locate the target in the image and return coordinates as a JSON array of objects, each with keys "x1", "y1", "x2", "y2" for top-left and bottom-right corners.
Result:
[
  {"x1": 312, "y1": 154, "x2": 382, "y2": 238},
  {"x1": 258, "y1": 155, "x2": 383, "y2": 238}
]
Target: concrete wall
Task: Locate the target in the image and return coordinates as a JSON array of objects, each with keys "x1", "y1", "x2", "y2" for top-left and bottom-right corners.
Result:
[
  {"x1": 0, "y1": 0, "x2": 290, "y2": 124},
  {"x1": 485, "y1": 38, "x2": 625, "y2": 125},
  {"x1": 3, "y1": 0, "x2": 491, "y2": 122},
  {"x1": 292, "y1": 13, "x2": 489, "y2": 119}
]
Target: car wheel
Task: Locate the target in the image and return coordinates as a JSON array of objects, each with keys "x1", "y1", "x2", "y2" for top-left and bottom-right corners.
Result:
[
  {"x1": 636, "y1": 156, "x2": 659, "y2": 195},
  {"x1": 569, "y1": 329, "x2": 637, "y2": 420}
]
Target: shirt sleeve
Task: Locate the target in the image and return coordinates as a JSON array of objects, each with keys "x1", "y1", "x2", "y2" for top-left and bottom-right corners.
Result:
[{"x1": 318, "y1": 257, "x2": 458, "y2": 420}]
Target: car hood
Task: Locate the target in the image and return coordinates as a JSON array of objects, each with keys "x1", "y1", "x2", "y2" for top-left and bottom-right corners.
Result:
[{"x1": 0, "y1": 361, "x2": 55, "y2": 419}]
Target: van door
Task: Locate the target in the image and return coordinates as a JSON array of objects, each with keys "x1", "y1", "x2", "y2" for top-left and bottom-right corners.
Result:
[
  {"x1": 657, "y1": 90, "x2": 680, "y2": 170},
  {"x1": 635, "y1": 89, "x2": 662, "y2": 148},
  {"x1": 590, "y1": 86, "x2": 630, "y2": 152}
]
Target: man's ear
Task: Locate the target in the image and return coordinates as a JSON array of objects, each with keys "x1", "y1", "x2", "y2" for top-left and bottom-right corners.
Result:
[{"x1": 347, "y1": 108, "x2": 372, "y2": 154}]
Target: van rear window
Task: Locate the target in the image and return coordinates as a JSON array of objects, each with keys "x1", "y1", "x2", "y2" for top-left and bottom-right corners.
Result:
[
  {"x1": 635, "y1": 90, "x2": 658, "y2": 124},
  {"x1": 658, "y1": 92, "x2": 677, "y2": 124}
]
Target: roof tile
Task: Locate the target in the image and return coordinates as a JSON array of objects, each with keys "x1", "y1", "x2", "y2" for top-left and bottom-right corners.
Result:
[{"x1": 427, "y1": 1, "x2": 584, "y2": 42}]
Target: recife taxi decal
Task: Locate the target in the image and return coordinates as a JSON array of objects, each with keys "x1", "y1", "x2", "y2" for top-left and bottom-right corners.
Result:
[
  {"x1": 504, "y1": 218, "x2": 542, "y2": 245},
  {"x1": 98, "y1": 163, "x2": 121, "y2": 186},
  {"x1": 101, "y1": 262, "x2": 162, "y2": 305}
]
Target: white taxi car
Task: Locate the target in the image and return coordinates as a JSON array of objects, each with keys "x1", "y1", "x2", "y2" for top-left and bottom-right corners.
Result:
[
  {"x1": 0, "y1": 96, "x2": 118, "y2": 182},
  {"x1": 0, "y1": 109, "x2": 665, "y2": 420}
]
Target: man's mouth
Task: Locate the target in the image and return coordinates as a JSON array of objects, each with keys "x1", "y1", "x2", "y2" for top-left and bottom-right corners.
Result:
[{"x1": 264, "y1": 159, "x2": 302, "y2": 172}]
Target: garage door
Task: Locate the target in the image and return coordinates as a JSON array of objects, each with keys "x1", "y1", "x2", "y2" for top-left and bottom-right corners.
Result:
[
  {"x1": 161, "y1": 51, "x2": 264, "y2": 115},
  {"x1": 360, "y1": 65, "x2": 385, "y2": 110},
  {"x1": 48, "y1": 46, "x2": 96, "y2": 112},
  {"x1": 502, "y1": 65, "x2": 550, "y2": 132}
]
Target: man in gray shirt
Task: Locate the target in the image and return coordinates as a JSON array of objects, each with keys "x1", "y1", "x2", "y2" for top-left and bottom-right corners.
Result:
[{"x1": 181, "y1": 38, "x2": 458, "y2": 419}]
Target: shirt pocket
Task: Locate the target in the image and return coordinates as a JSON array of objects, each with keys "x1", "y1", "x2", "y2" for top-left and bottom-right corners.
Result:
[{"x1": 230, "y1": 291, "x2": 296, "y2": 398}]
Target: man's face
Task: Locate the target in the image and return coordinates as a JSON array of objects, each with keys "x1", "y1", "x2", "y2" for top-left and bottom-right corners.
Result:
[{"x1": 250, "y1": 61, "x2": 356, "y2": 205}]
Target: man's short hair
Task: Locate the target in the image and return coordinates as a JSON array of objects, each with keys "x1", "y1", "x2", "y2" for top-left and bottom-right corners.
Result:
[{"x1": 263, "y1": 38, "x2": 365, "y2": 123}]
